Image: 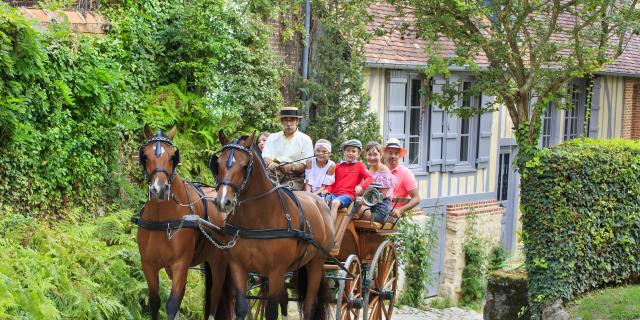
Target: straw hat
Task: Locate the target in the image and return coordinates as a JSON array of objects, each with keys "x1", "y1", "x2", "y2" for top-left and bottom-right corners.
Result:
[
  {"x1": 384, "y1": 138, "x2": 407, "y2": 157},
  {"x1": 280, "y1": 106, "x2": 303, "y2": 118}
]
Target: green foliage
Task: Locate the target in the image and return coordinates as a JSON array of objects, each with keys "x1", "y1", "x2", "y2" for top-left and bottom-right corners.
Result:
[
  {"x1": 0, "y1": 0, "x2": 283, "y2": 217},
  {"x1": 460, "y1": 220, "x2": 489, "y2": 307},
  {"x1": 389, "y1": 0, "x2": 639, "y2": 168},
  {"x1": 488, "y1": 246, "x2": 508, "y2": 273},
  {"x1": 303, "y1": 0, "x2": 381, "y2": 154},
  {"x1": 390, "y1": 212, "x2": 438, "y2": 307},
  {"x1": 521, "y1": 139, "x2": 640, "y2": 318},
  {"x1": 0, "y1": 209, "x2": 208, "y2": 319}
]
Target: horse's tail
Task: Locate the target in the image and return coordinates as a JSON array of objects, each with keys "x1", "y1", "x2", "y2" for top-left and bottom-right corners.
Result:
[
  {"x1": 297, "y1": 266, "x2": 331, "y2": 320},
  {"x1": 203, "y1": 262, "x2": 212, "y2": 319}
]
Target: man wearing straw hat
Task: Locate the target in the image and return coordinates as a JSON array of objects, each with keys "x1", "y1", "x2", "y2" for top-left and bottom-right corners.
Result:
[
  {"x1": 262, "y1": 106, "x2": 314, "y2": 190},
  {"x1": 383, "y1": 138, "x2": 421, "y2": 217}
]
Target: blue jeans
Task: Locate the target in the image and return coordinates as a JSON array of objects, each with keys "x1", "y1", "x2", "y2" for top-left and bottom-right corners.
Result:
[
  {"x1": 323, "y1": 194, "x2": 353, "y2": 209},
  {"x1": 372, "y1": 197, "x2": 392, "y2": 223}
]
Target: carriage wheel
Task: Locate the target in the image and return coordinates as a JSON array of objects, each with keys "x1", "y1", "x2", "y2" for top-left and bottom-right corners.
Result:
[
  {"x1": 247, "y1": 275, "x2": 267, "y2": 320},
  {"x1": 335, "y1": 255, "x2": 363, "y2": 320},
  {"x1": 362, "y1": 241, "x2": 397, "y2": 320}
]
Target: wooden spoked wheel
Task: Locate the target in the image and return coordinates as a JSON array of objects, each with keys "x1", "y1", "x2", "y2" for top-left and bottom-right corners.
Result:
[
  {"x1": 247, "y1": 275, "x2": 267, "y2": 320},
  {"x1": 335, "y1": 255, "x2": 364, "y2": 320},
  {"x1": 363, "y1": 241, "x2": 397, "y2": 320}
]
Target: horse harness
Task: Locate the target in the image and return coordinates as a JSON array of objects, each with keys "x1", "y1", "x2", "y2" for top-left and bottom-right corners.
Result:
[{"x1": 131, "y1": 138, "x2": 354, "y2": 276}]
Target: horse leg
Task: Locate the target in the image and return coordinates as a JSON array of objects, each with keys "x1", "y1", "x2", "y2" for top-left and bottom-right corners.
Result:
[
  {"x1": 279, "y1": 289, "x2": 288, "y2": 320},
  {"x1": 142, "y1": 264, "x2": 161, "y2": 320},
  {"x1": 302, "y1": 258, "x2": 325, "y2": 320},
  {"x1": 166, "y1": 263, "x2": 190, "y2": 320},
  {"x1": 203, "y1": 262, "x2": 213, "y2": 320},
  {"x1": 207, "y1": 255, "x2": 229, "y2": 320},
  {"x1": 265, "y1": 272, "x2": 286, "y2": 320},
  {"x1": 230, "y1": 264, "x2": 249, "y2": 320}
]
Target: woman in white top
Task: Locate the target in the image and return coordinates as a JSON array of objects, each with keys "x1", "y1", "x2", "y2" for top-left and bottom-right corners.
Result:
[{"x1": 304, "y1": 139, "x2": 336, "y2": 195}]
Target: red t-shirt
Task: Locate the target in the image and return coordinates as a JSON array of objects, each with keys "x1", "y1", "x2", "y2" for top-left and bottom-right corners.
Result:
[{"x1": 325, "y1": 161, "x2": 373, "y2": 200}]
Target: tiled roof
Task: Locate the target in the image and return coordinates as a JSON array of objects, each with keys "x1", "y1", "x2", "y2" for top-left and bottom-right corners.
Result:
[
  {"x1": 17, "y1": 8, "x2": 108, "y2": 35},
  {"x1": 365, "y1": 3, "x2": 640, "y2": 76}
]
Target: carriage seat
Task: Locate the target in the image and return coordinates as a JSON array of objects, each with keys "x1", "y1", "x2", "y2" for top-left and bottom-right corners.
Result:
[{"x1": 352, "y1": 197, "x2": 409, "y2": 232}]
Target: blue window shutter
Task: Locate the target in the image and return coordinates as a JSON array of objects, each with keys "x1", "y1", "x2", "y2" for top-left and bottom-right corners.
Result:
[
  {"x1": 444, "y1": 75, "x2": 460, "y2": 171},
  {"x1": 476, "y1": 95, "x2": 493, "y2": 168},
  {"x1": 387, "y1": 71, "x2": 409, "y2": 153},
  {"x1": 428, "y1": 75, "x2": 446, "y2": 172},
  {"x1": 588, "y1": 77, "x2": 601, "y2": 138}
]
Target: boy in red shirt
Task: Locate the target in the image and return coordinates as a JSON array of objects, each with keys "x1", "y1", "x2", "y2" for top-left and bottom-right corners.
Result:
[{"x1": 323, "y1": 139, "x2": 373, "y2": 222}]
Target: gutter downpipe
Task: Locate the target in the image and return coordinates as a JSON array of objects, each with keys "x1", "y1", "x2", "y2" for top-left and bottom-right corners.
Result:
[{"x1": 301, "y1": 0, "x2": 311, "y2": 130}]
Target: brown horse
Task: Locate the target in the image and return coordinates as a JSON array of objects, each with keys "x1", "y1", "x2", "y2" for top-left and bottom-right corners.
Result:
[
  {"x1": 209, "y1": 131, "x2": 334, "y2": 320},
  {"x1": 135, "y1": 125, "x2": 230, "y2": 320}
]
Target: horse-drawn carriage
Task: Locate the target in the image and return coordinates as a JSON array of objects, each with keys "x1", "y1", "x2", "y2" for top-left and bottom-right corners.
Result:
[
  {"x1": 245, "y1": 194, "x2": 401, "y2": 320},
  {"x1": 134, "y1": 126, "x2": 402, "y2": 320}
]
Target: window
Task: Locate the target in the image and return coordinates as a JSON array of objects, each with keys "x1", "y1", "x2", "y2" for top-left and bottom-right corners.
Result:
[
  {"x1": 408, "y1": 78, "x2": 423, "y2": 165},
  {"x1": 458, "y1": 81, "x2": 480, "y2": 164},
  {"x1": 386, "y1": 71, "x2": 425, "y2": 169},
  {"x1": 564, "y1": 84, "x2": 581, "y2": 140},
  {"x1": 541, "y1": 104, "x2": 553, "y2": 147}
]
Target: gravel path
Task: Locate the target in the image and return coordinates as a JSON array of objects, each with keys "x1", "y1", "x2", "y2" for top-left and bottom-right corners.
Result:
[
  {"x1": 283, "y1": 304, "x2": 483, "y2": 320},
  {"x1": 392, "y1": 305, "x2": 483, "y2": 320}
]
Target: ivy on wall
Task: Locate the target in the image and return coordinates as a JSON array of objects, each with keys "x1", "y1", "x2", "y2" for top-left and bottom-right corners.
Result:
[{"x1": 521, "y1": 139, "x2": 640, "y2": 318}]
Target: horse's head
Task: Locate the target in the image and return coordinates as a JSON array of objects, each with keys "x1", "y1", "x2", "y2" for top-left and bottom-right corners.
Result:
[
  {"x1": 139, "y1": 124, "x2": 180, "y2": 201},
  {"x1": 209, "y1": 130, "x2": 255, "y2": 213}
]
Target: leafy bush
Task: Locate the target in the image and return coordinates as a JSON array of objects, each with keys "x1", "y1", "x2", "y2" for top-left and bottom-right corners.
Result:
[
  {"x1": 460, "y1": 223, "x2": 488, "y2": 306},
  {"x1": 390, "y1": 212, "x2": 438, "y2": 307},
  {"x1": 0, "y1": 0, "x2": 283, "y2": 217},
  {"x1": 521, "y1": 138, "x2": 640, "y2": 318}
]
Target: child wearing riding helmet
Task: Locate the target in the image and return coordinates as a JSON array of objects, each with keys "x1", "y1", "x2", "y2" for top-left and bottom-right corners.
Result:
[
  {"x1": 304, "y1": 139, "x2": 336, "y2": 195},
  {"x1": 323, "y1": 139, "x2": 373, "y2": 222}
]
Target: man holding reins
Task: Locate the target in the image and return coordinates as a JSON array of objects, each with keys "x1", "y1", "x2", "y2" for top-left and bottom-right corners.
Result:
[
  {"x1": 383, "y1": 138, "x2": 421, "y2": 217},
  {"x1": 262, "y1": 106, "x2": 314, "y2": 191}
]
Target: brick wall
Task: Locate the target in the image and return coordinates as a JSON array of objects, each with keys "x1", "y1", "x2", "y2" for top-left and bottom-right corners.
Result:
[
  {"x1": 622, "y1": 78, "x2": 640, "y2": 139},
  {"x1": 439, "y1": 200, "x2": 504, "y2": 303}
]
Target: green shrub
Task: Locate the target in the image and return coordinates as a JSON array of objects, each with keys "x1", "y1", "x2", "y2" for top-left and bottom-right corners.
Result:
[
  {"x1": 390, "y1": 212, "x2": 438, "y2": 307},
  {"x1": 0, "y1": 209, "x2": 209, "y2": 319},
  {"x1": 521, "y1": 138, "x2": 640, "y2": 318},
  {"x1": 0, "y1": 0, "x2": 283, "y2": 217},
  {"x1": 460, "y1": 223, "x2": 488, "y2": 306}
]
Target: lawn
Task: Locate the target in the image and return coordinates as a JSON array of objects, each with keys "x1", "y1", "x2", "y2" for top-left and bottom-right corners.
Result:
[{"x1": 566, "y1": 284, "x2": 640, "y2": 320}]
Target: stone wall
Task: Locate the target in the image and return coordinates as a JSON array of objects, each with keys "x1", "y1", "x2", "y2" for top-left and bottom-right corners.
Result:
[
  {"x1": 622, "y1": 78, "x2": 640, "y2": 140},
  {"x1": 438, "y1": 200, "x2": 504, "y2": 303}
]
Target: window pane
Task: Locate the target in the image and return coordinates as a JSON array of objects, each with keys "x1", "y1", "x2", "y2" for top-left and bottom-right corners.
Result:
[
  {"x1": 461, "y1": 117, "x2": 470, "y2": 135},
  {"x1": 409, "y1": 107, "x2": 421, "y2": 135},
  {"x1": 411, "y1": 79, "x2": 422, "y2": 106},
  {"x1": 462, "y1": 82, "x2": 472, "y2": 107},
  {"x1": 409, "y1": 137, "x2": 420, "y2": 165},
  {"x1": 459, "y1": 136, "x2": 469, "y2": 162},
  {"x1": 498, "y1": 153, "x2": 510, "y2": 201}
]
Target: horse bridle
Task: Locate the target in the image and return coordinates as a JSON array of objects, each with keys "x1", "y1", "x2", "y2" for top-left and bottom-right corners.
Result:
[
  {"x1": 215, "y1": 142, "x2": 254, "y2": 201},
  {"x1": 139, "y1": 131, "x2": 181, "y2": 200}
]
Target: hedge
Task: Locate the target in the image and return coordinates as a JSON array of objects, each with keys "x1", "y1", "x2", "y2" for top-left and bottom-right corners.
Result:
[{"x1": 521, "y1": 138, "x2": 640, "y2": 317}]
